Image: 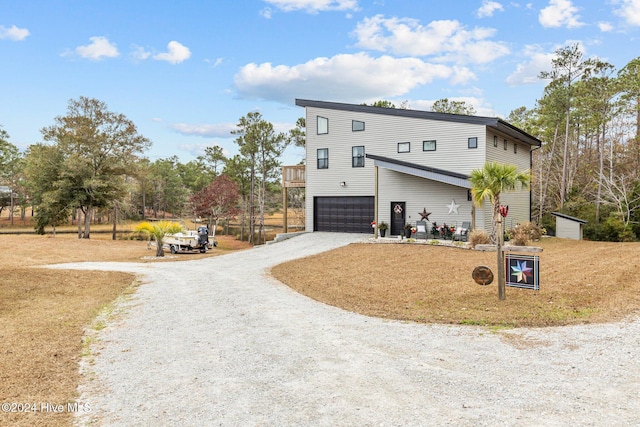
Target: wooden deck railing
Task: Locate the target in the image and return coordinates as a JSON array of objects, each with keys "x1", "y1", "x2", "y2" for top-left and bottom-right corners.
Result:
[{"x1": 282, "y1": 165, "x2": 305, "y2": 188}]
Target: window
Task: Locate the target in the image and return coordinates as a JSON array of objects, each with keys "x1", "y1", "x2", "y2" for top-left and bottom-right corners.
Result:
[
  {"x1": 317, "y1": 116, "x2": 328, "y2": 134},
  {"x1": 317, "y1": 148, "x2": 328, "y2": 169},
  {"x1": 352, "y1": 146, "x2": 365, "y2": 167},
  {"x1": 423, "y1": 140, "x2": 436, "y2": 151},
  {"x1": 504, "y1": 139, "x2": 508, "y2": 150},
  {"x1": 352, "y1": 120, "x2": 365, "y2": 132},
  {"x1": 493, "y1": 136, "x2": 498, "y2": 147},
  {"x1": 468, "y1": 137, "x2": 478, "y2": 149},
  {"x1": 398, "y1": 142, "x2": 410, "y2": 153},
  {"x1": 514, "y1": 143, "x2": 518, "y2": 154}
]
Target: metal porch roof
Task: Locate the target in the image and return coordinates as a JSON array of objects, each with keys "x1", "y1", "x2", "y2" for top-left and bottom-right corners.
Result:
[{"x1": 366, "y1": 154, "x2": 471, "y2": 189}]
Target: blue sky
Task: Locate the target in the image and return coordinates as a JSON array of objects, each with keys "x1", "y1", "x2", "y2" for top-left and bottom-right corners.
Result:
[{"x1": 2, "y1": 0, "x2": 639, "y2": 166}]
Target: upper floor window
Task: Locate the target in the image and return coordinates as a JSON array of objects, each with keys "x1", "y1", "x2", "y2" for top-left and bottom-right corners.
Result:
[
  {"x1": 352, "y1": 146, "x2": 365, "y2": 167},
  {"x1": 503, "y1": 139, "x2": 508, "y2": 150},
  {"x1": 398, "y1": 142, "x2": 410, "y2": 153},
  {"x1": 352, "y1": 120, "x2": 365, "y2": 132},
  {"x1": 423, "y1": 140, "x2": 436, "y2": 151},
  {"x1": 493, "y1": 136, "x2": 498, "y2": 147},
  {"x1": 514, "y1": 143, "x2": 518, "y2": 154},
  {"x1": 468, "y1": 137, "x2": 478, "y2": 149},
  {"x1": 317, "y1": 116, "x2": 328, "y2": 134},
  {"x1": 317, "y1": 148, "x2": 328, "y2": 169}
]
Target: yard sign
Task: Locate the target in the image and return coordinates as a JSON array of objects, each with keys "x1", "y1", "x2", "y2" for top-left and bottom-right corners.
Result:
[{"x1": 505, "y1": 254, "x2": 540, "y2": 291}]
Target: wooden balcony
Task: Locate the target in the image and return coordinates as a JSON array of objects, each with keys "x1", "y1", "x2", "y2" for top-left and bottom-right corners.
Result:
[{"x1": 282, "y1": 165, "x2": 305, "y2": 188}]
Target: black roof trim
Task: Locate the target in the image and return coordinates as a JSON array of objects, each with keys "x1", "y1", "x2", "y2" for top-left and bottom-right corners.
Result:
[
  {"x1": 551, "y1": 212, "x2": 588, "y2": 224},
  {"x1": 295, "y1": 98, "x2": 542, "y2": 147},
  {"x1": 365, "y1": 153, "x2": 469, "y2": 181}
]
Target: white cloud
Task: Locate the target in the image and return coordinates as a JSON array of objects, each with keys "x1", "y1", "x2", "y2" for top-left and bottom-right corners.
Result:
[
  {"x1": 477, "y1": 1, "x2": 504, "y2": 18},
  {"x1": 351, "y1": 15, "x2": 510, "y2": 64},
  {"x1": 73, "y1": 36, "x2": 119, "y2": 60},
  {"x1": 205, "y1": 57, "x2": 224, "y2": 67},
  {"x1": 262, "y1": 0, "x2": 358, "y2": 13},
  {"x1": 153, "y1": 41, "x2": 191, "y2": 64},
  {"x1": 598, "y1": 21, "x2": 614, "y2": 32},
  {"x1": 233, "y1": 52, "x2": 471, "y2": 104},
  {"x1": 130, "y1": 45, "x2": 151, "y2": 62},
  {"x1": 505, "y1": 45, "x2": 556, "y2": 85},
  {"x1": 614, "y1": 0, "x2": 640, "y2": 26},
  {"x1": 171, "y1": 122, "x2": 236, "y2": 138},
  {"x1": 0, "y1": 24, "x2": 30, "y2": 41},
  {"x1": 450, "y1": 66, "x2": 478, "y2": 85},
  {"x1": 539, "y1": 0, "x2": 584, "y2": 28}
]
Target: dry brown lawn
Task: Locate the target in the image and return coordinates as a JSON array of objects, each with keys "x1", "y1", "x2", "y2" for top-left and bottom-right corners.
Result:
[
  {"x1": 0, "y1": 231, "x2": 251, "y2": 427},
  {"x1": 271, "y1": 238, "x2": 640, "y2": 328},
  {"x1": 3, "y1": 218, "x2": 640, "y2": 426}
]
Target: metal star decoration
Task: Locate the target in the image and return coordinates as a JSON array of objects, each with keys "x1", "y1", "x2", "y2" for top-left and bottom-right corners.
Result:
[
  {"x1": 419, "y1": 208, "x2": 431, "y2": 221},
  {"x1": 446, "y1": 199, "x2": 460, "y2": 214}
]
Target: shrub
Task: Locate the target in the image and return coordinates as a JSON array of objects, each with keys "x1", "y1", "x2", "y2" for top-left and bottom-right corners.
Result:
[
  {"x1": 584, "y1": 213, "x2": 638, "y2": 242},
  {"x1": 469, "y1": 229, "x2": 490, "y2": 248},
  {"x1": 507, "y1": 222, "x2": 544, "y2": 246}
]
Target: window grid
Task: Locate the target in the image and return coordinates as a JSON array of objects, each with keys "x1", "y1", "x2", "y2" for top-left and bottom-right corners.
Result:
[
  {"x1": 317, "y1": 148, "x2": 328, "y2": 169},
  {"x1": 352, "y1": 146, "x2": 365, "y2": 167}
]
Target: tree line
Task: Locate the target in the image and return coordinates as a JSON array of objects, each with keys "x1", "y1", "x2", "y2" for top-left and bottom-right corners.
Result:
[
  {"x1": 370, "y1": 47, "x2": 640, "y2": 241},
  {"x1": 0, "y1": 97, "x2": 305, "y2": 244},
  {"x1": 3, "y1": 47, "x2": 639, "y2": 242},
  {"x1": 511, "y1": 46, "x2": 640, "y2": 241}
]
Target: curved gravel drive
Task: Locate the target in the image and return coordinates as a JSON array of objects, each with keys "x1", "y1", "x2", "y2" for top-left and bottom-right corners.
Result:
[{"x1": 48, "y1": 232, "x2": 640, "y2": 426}]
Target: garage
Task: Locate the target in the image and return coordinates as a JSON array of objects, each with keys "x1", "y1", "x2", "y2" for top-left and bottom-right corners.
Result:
[{"x1": 314, "y1": 196, "x2": 374, "y2": 233}]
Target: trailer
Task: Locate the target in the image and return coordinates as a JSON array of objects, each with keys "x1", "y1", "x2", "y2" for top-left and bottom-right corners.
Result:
[{"x1": 164, "y1": 226, "x2": 217, "y2": 254}]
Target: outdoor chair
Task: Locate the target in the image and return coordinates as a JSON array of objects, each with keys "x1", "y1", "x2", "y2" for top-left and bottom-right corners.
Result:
[
  {"x1": 453, "y1": 221, "x2": 471, "y2": 242},
  {"x1": 415, "y1": 221, "x2": 428, "y2": 240}
]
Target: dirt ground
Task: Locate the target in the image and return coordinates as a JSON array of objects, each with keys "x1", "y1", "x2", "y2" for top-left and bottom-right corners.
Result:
[
  {"x1": 2, "y1": 224, "x2": 640, "y2": 426},
  {"x1": 271, "y1": 237, "x2": 640, "y2": 327},
  {"x1": 0, "y1": 232, "x2": 251, "y2": 427}
]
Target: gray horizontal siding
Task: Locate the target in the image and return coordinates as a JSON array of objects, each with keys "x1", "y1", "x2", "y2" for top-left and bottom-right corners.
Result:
[{"x1": 304, "y1": 107, "x2": 534, "y2": 232}]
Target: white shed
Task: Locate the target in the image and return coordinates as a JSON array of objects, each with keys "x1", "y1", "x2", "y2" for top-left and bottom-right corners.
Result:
[{"x1": 552, "y1": 212, "x2": 587, "y2": 240}]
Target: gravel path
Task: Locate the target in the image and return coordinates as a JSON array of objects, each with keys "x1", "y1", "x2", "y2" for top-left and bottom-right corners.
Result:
[{"x1": 49, "y1": 232, "x2": 640, "y2": 426}]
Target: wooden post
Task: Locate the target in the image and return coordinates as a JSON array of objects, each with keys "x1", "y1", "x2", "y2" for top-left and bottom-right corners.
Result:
[
  {"x1": 497, "y1": 217, "x2": 506, "y2": 300},
  {"x1": 282, "y1": 186, "x2": 288, "y2": 233}
]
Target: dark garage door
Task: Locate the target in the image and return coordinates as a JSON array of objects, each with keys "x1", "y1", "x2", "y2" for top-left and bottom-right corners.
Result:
[{"x1": 314, "y1": 196, "x2": 374, "y2": 233}]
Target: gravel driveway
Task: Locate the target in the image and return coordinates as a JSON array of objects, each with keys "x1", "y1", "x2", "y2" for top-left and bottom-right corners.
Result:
[{"x1": 49, "y1": 232, "x2": 640, "y2": 426}]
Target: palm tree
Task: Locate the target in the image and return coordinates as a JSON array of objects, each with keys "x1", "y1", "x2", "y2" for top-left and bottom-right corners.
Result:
[
  {"x1": 135, "y1": 220, "x2": 184, "y2": 257},
  {"x1": 469, "y1": 162, "x2": 530, "y2": 243}
]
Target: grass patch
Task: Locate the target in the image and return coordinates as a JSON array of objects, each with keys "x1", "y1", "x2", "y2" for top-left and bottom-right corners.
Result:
[
  {"x1": 0, "y1": 231, "x2": 251, "y2": 427},
  {"x1": 271, "y1": 238, "x2": 640, "y2": 327}
]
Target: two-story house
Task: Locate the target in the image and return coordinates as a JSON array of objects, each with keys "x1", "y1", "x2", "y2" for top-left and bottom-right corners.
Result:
[{"x1": 295, "y1": 99, "x2": 541, "y2": 236}]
